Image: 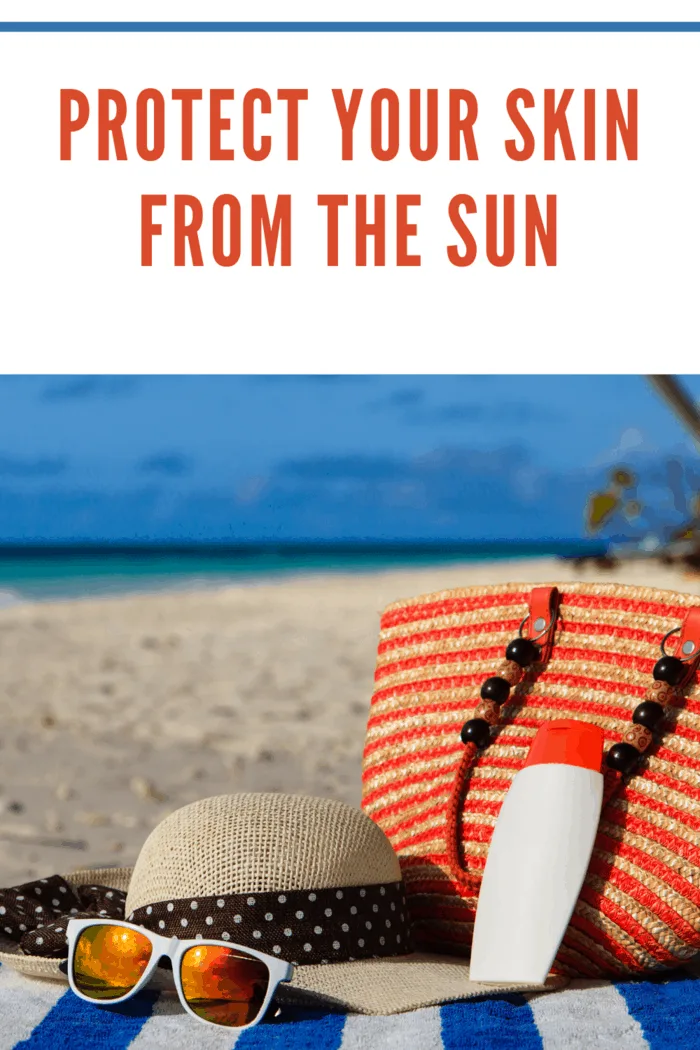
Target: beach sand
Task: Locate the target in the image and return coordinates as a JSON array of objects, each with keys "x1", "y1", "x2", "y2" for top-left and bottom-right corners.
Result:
[{"x1": 1, "y1": 555, "x2": 699, "y2": 887}]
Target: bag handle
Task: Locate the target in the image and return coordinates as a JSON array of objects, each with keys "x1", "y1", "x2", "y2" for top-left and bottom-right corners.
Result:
[
  {"x1": 446, "y1": 593, "x2": 700, "y2": 888},
  {"x1": 447, "y1": 586, "x2": 560, "y2": 887}
]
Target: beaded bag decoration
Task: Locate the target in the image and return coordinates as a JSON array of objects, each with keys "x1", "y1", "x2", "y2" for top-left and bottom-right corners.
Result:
[{"x1": 361, "y1": 581, "x2": 700, "y2": 979}]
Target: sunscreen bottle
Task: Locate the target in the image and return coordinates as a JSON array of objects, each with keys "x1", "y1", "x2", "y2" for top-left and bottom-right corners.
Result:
[{"x1": 469, "y1": 718, "x2": 604, "y2": 985}]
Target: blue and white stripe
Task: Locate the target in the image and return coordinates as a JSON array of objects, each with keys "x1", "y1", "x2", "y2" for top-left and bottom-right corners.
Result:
[{"x1": 1, "y1": 962, "x2": 698, "y2": 1049}]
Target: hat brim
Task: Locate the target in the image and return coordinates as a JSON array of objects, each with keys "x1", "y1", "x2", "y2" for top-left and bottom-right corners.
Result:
[
  {"x1": 281, "y1": 953, "x2": 564, "y2": 1015},
  {"x1": 0, "y1": 946, "x2": 563, "y2": 1013},
  {"x1": 0, "y1": 866, "x2": 564, "y2": 1013}
]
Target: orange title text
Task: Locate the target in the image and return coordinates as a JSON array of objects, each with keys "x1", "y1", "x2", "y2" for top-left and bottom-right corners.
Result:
[{"x1": 60, "y1": 87, "x2": 638, "y2": 269}]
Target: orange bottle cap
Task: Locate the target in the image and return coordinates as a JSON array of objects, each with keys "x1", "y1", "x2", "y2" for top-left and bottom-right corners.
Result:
[{"x1": 524, "y1": 719, "x2": 604, "y2": 773}]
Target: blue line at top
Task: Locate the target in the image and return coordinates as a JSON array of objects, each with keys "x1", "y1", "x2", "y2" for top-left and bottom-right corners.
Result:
[{"x1": 0, "y1": 21, "x2": 699, "y2": 32}]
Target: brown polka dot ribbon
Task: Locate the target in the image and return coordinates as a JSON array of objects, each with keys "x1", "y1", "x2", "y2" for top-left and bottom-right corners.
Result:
[
  {"x1": 130, "y1": 881, "x2": 413, "y2": 966},
  {"x1": 0, "y1": 875, "x2": 413, "y2": 966},
  {"x1": 0, "y1": 875, "x2": 126, "y2": 958}
]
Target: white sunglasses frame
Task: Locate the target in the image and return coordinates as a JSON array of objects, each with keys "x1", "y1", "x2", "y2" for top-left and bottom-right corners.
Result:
[{"x1": 66, "y1": 917, "x2": 294, "y2": 1030}]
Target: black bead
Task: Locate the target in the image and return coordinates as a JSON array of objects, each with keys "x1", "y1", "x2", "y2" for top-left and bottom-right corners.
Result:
[
  {"x1": 653, "y1": 656, "x2": 684, "y2": 686},
  {"x1": 460, "y1": 718, "x2": 491, "y2": 749},
  {"x1": 632, "y1": 701, "x2": 665, "y2": 731},
  {"x1": 505, "y1": 638, "x2": 540, "y2": 668},
  {"x1": 480, "y1": 676, "x2": 511, "y2": 705},
  {"x1": 606, "y1": 742, "x2": 641, "y2": 775}
]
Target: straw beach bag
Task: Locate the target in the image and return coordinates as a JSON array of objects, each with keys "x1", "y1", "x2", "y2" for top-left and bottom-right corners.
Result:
[{"x1": 361, "y1": 581, "x2": 700, "y2": 978}]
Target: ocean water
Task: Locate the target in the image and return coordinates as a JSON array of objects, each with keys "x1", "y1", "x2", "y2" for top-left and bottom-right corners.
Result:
[{"x1": 0, "y1": 542, "x2": 598, "y2": 603}]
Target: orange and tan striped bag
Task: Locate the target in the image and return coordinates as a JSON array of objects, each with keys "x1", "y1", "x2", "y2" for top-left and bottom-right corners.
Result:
[{"x1": 361, "y1": 581, "x2": 700, "y2": 978}]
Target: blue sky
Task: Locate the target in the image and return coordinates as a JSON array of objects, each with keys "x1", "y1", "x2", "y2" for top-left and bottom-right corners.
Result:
[{"x1": 0, "y1": 375, "x2": 698, "y2": 543}]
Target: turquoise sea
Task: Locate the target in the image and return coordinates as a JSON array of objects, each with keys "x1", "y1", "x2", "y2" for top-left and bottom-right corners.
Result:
[{"x1": 0, "y1": 542, "x2": 599, "y2": 603}]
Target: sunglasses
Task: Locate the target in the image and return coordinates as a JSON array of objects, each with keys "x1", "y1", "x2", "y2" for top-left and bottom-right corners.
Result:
[{"x1": 66, "y1": 918, "x2": 293, "y2": 1029}]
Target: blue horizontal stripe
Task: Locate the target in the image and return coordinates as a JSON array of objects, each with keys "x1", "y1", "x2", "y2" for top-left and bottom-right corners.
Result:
[
  {"x1": 11, "y1": 989, "x2": 157, "y2": 1050},
  {"x1": 441, "y1": 994, "x2": 542, "y2": 1049},
  {"x1": 617, "y1": 973, "x2": 700, "y2": 1050},
  {"x1": 0, "y1": 21, "x2": 699, "y2": 33},
  {"x1": 236, "y1": 1006, "x2": 345, "y2": 1049}
]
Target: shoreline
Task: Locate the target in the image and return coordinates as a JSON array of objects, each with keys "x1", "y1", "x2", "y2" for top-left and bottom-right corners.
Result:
[
  {"x1": 0, "y1": 544, "x2": 597, "y2": 606},
  {"x1": 0, "y1": 555, "x2": 698, "y2": 887},
  {"x1": 1, "y1": 548, "x2": 697, "y2": 608}
]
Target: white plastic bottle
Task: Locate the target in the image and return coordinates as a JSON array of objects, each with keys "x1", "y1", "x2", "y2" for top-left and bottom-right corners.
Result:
[{"x1": 469, "y1": 718, "x2": 604, "y2": 985}]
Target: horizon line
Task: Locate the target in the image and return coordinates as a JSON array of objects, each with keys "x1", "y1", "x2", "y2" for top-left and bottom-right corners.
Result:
[{"x1": 0, "y1": 539, "x2": 599, "y2": 553}]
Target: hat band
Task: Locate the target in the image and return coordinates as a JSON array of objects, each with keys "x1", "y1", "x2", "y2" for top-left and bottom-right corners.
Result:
[{"x1": 129, "y1": 880, "x2": 413, "y2": 966}]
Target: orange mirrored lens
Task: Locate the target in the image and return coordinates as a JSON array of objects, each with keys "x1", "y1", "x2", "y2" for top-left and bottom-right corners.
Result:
[
  {"x1": 73, "y1": 924, "x2": 153, "y2": 1001},
  {"x1": 180, "y1": 944, "x2": 270, "y2": 1027}
]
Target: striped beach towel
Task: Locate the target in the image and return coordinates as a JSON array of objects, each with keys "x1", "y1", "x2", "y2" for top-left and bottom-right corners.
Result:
[{"x1": 1, "y1": 963, "x2": 698, "y2": 1049}]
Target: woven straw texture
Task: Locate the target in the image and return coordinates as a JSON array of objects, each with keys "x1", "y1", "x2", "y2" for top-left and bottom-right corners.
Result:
[
  {"x1": 361, "y1": 580, "x2": 700, "y2": 980},
  {"x1": 125, "y1": 792, "x2": 560, "y2": 1011},
  {"x1": 125, "y1": 792, "x2": 401, "y2": 913},
  {"x1": 0, "y1": 793, "x2": 559, "y2": 1013}
]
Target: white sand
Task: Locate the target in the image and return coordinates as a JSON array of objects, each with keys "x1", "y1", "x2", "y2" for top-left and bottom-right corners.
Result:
[{"x1": 1, "y1": 555, "x2": 698, "y2": 886}]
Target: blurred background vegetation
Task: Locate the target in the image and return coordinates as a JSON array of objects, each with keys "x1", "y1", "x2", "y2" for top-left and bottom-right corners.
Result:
[{"x1": 585, "y1": 376, "x2": 700, "y2": 569}]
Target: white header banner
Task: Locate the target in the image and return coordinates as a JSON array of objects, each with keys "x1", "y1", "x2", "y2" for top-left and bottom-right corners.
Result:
[{"x1": 0, "y1": 18, "x2": 697, "y2": 371}]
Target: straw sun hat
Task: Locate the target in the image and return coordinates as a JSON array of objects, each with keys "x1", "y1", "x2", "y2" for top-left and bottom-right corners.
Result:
[{"x1": 0, "y1": 792, "x2": 558, "y2": 1014}]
